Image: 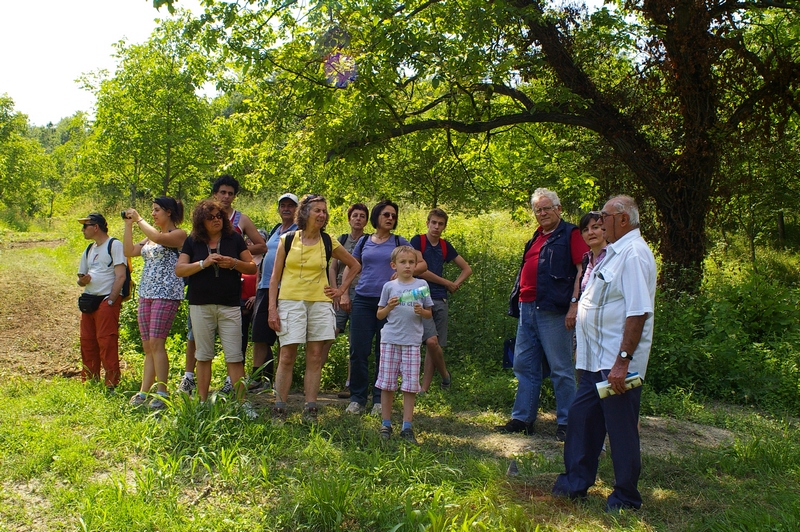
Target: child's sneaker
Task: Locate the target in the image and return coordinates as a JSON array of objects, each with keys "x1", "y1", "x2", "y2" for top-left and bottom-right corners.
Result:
[
  {"x1": 219, "y1": 377, "x2": 234, "y2": 396},
  {"x1": 399, "y1": 428, "x2": 418, "y2": 445},
  {"x1": 177, "y1": 375, "x2": 195, "y2": 395},
  {"x1": 129, "y1": 393, "x2": 147, "y2": 407},
  {"x1": 148, "y1": 396, "x2": 167, "y2": 410},
  {"x1": 380, "y1": 425, "x2": 392, "y2": 440},
  {"x1": 248, "y1": 377, "x2": 271, "y2": 394}
]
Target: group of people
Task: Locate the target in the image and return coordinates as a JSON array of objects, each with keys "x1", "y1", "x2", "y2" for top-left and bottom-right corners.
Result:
[
  {"x1": 494, "y1": 188, "x2": 656, "y2": 512},
  {"x1": 76, "y1": 179, "x2": 655, "y2": 509},
  {"x1": 76, "y1": 176, "x2": 473, "y2": 441}
]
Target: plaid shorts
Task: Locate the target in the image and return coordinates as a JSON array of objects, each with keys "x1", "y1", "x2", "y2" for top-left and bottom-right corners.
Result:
[
  {"x1": 375, "y1": 343, "x2": 421, "y2": 393},
  {"x1": 137, "y1": 298, "x2": 180, "y2": 341}
]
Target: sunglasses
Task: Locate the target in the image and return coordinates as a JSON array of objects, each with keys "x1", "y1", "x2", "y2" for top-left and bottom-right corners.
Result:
[
  {"x1": 82, "y1": 224, "x2": 96, "y2": 229},
  {"x1": 381, "y1": 212, "x2": 397, "y2": 219},
  {"x1": 204, "y1": 212, "x2": 224, "y2": 221}
]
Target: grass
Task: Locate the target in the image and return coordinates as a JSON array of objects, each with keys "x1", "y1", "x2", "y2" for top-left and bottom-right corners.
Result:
[{"x1": 1, "y1": 209, "x2": 800, "y2": 530}]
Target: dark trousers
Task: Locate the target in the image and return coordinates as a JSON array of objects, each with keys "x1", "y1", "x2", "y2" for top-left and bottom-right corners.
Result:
[
  {"x1": 348, "y1": 294, "x2": 385, "y2": 405},
  {"x1": 553, "y1": 370, "x2": 643, "y2": 510}
]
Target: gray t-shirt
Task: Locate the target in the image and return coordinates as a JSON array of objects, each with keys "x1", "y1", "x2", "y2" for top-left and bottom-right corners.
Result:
[{"x1": 378, "y1": 278, "x2": 434, "y2": 346}]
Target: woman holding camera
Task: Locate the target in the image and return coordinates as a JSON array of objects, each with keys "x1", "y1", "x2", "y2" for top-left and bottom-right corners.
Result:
[
  {"x1": 175, "y1": 199, "x2": 257, "y2": 407},
  {"x1": 123, "y1": 197, "x2": 187, "y2": 409}
]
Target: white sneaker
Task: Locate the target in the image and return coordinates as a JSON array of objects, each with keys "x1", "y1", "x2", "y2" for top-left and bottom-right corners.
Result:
[
  {"x1": 370, "y1": 403, "x2": 382, "y2": 416},
  {"x1": 177, "y1": 375, "x2": 195, "y2": 395},
  {"x1": 345, "y1": 401, "x2": 364, "y2": 414},
  {"x1": 148, "y1": 396, "x2": 167, "y2": 410},
  {"x1": 241, "y1": 401, "x2": 258, "y2": 420},
  {"x1": 220, "y1": 377, "x2": 234, "y2": 396},
  {"x1": 129, "y1": 393, "x2": 147, "y2": 406}
]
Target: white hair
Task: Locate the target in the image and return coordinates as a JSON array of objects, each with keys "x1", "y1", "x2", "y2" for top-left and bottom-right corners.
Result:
[
  {"x1": 607, "y1": 195, "x2": 640, "y2": 226},
  {"x1": 531, "y1": 188, "x2": 561, "y2": 207}
]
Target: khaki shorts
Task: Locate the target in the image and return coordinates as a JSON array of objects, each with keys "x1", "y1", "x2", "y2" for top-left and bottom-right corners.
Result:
[
  {"x1": 189, "y1": 304, "x2": 243, "y2": 363},
  {"x1": 276, "y1": 299, "x2": 335, "y2": 345}
]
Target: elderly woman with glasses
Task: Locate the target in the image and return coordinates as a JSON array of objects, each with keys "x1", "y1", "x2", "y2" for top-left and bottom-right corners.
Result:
[
  {"x1": 175, "y1": 199, "x2": 257, "y2": 409},
  {"x1": 339, "y1": 199, "x2": 427, "y2": 416},
  {"x1": 267, "y1": 194, "x2": 361, "y2": 421}
]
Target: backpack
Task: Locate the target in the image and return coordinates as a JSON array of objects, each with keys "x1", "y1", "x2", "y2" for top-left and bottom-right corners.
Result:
[
  {"x1": 418, "y1": 234, "x2": 448, "y2": 261},
  {"x1": 84, "y1": 237, "x2": 134, "y2": 301},
  {"x1": 283, "y1": 230, "x2": 333, "y2": 268}
]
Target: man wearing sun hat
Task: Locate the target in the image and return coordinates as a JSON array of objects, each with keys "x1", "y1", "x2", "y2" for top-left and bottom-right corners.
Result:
[{"x1": 76, "y1": 213, "x2": 126, "y2": 389}]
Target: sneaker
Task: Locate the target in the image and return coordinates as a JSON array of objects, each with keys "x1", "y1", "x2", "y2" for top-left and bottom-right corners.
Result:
[
  {"x1": 129, "y1": 393, "x2": 147, "y2": 407},
  {"x1": 556, "y1": 424, "x2": 568, "y2": 442},
  {"x1": 370, "y1": 403, "x2": 382, "y2": 416},
  {"x1": 399, "y1": 428, "x2": 418, "y2": 444},
  {"x1": 337, "y1": 386, "x2": 351, "y2": 399},
  {"x1": 248, "y1": 378, "x2": 271, "y2": 394},
  {"x1": 345, "y1": 401, "x2": 364, "y2": 415},
  {"x1": 177, "y1": 375, "x2": 195, "y2": 395},
  {"x1": 494, "y1": 418, "x2": 534, "y2": 435},
  {"x1": 271, "y1": 406, "x2": 287, "y2": 422},
  {"x1": 380, "y1": 425, "x2": 392, "y2": 440},
  {"x1": 219, "y1": 377, "x2": 234, "y2": 396},
  {"x1": 302, "y1": 407, "x2": 318, "y2": 424},
  {"x1": 440, "y1": 371, "x2": 452, "y2": 389},
  {"x1": 148, "y1": 396, "x2": 167, "y2": 410},
  {"x1": 241, "y1": 401, "x2": 258, "y2": 420}
]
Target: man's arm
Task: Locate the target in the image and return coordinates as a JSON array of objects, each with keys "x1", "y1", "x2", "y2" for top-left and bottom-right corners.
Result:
[
  {"x1": 607, "y1": 314, "x2": 647, "y2": 394},
  {"x1": 108, "y1": 263, "x2": 126, "y2": 304},
  {"x1": 240, "y1": 214, "x2": 267, "y2": 255}
]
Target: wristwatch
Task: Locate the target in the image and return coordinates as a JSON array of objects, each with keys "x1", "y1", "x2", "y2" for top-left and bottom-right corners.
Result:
[
  {"x1": 570, "y1": 297, "x2": 578, "y2": 303},
  {"x1": 107, "y1": 299, "x2": 115, "y2": 306},
  {"x1": 619, "y1": 350, "x2": 632, "y2": 361}
]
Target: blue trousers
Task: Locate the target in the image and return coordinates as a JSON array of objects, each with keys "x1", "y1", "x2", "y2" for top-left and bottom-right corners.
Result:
[
  {"x1": 511, "y1": 301, "x2": 576, "y2": 425},
  {"x1": 348, "y1": 294, "x2": 385, "y2": 406},
  {"x1": 553, "y1": 370, "x2": 643, "y2": 510}
]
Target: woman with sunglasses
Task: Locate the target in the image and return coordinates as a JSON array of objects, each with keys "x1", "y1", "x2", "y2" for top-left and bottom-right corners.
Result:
[
  {"x1": 123, "y1": 197, "x2": 186, "y2": 409},
  {"x1": 340, "y1": 199, "x2": 427, "y2": 415},
  {"x1": 267, "y1": 194, "x2": 361, "y2": 421},
  {"x1": 175, "y1": 199, "x2": 257, "y2": 412}
]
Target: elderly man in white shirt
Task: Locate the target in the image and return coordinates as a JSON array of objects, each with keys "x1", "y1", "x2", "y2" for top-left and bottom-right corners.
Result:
[{"x1": 553, "y1": 195, "x2": 657, "y2": 512}]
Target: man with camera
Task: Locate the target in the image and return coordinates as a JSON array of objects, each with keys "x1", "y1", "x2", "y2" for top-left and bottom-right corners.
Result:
[{"x1": 77, "y1": 212, "x2": 126, "y2": 390}]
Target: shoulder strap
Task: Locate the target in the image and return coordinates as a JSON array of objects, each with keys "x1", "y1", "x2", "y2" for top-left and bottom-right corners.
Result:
[
  {"x1": 395, "y1": 235, "x2": 400, "y2": 247},
  {"x1": 356, "y1": 234, "x2": 368, "y2": 258},
  {"x1": 84, "y1": 243, "x2": 93, "y2": 259},
  {"x1": 440, "y1": 237, "x2": 447, "y2": 261},
  {"x1": 419, "y1": 235, "x2": 447, "y2": 260},
  {"x1": 419, "y1": 234, "x2": 426, "y2": 253},
  {"x1": 268, "y1": 222, "x2": 281, "y2": 238},
  {"x1": 338, "y1": 233, "x2": 348, "y2": 245},
  {"x1": 106, "y1": 238, "x2": 116, "y2": 267},
  {"x1": 322, "y1": 232, "x2": 333, "y2": 266},
  {"x1": 231, "y1": 210, "x2": 242, "y2": 231},
  {"x1": 283, "y1": 230, "x2": 296, "y2": 256}
]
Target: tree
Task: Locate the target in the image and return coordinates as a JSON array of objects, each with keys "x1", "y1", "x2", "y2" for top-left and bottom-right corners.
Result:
[
  {"x1": 81, "y1": 16, "x2": 215, "y2": 204},
  {"x1": 173, "y1": 0, "x2": 800, "y2": 293}
]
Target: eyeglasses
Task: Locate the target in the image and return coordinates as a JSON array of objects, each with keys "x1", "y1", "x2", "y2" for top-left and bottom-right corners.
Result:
[
  {"x1": 381, "y1": 212, "x2": 397, "y2": 219},
  {"x1": 600, "y1": 211, "x2": 623, "y2": 220},
  {"x1": 205, "y1": 212, "x2": 224, "y2": 221},
  {"x1": 534, "y1": 205, "x2": 558, "y2": 215}
]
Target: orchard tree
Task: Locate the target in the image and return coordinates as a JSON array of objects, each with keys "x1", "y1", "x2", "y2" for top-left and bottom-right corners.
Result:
[
  {"x1": 82, "y1": 16, "x2": 215, "y2": 204},
  {"x1": 169, "y1": 0, "x2": 800, "y2": 292}
]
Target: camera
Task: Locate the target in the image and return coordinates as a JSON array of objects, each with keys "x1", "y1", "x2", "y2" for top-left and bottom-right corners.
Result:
[{"x1": 120, "y1": 211, "x2": 130, "y2": 220}]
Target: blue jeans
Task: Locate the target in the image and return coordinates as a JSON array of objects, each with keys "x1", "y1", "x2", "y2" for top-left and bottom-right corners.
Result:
[
  {"x1": 511, "y1": 301, "x2": 576, "y2": 425},
  {"x1": 348, "y1": 294, "x2": 386, "y2": 406},
  {"x1": 553, "y1": 370, "x2": 643, "y2": 510}
]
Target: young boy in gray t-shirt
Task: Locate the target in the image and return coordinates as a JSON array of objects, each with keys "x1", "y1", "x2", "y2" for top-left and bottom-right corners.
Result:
[{"x1": 375, "y1": 246, "x2": 433, "y2": 444}]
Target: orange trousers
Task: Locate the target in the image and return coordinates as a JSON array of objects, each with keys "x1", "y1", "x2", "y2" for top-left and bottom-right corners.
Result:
[{"x1": 79, "y1": 297, "x2": 121, "y2": 387}]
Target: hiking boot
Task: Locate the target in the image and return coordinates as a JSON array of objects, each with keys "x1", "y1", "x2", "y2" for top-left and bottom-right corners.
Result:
[
  {"x1": 380, "y1": 425, "x2": 392, "y2": 440},
  {"x1": 399, "y1": 428, "x2": 418, "y2": 445},
  {"x1": 302, "y1": 407, "x2": 318, "y2": 424},
  {"x1": 337, "y1": 386, "x2": 351, "y2": 399},
  {"x1": 129, "y1": 393, "x2": 147, "y2": 407},
  {"x1": 148, "y1": 396, "x2": 167, "y2": 410},
  {"x1": 556, "y1": 424, "x2": 568, "y2": 442},
  {"x1": 370, "y1": 403, "x2": 382, "y2": 416},
  {"x1": 345, "y1": 401, "x2": 364, "y2": 415},
  {"x1": 494, "y1": 419, "x2": 534, "y2": 435},
  {"x1": 177, "y1": 375, "x2": 195, "y2": 395},
  {"x1": 241, "y1": 401, "x2": 258, "y2": 420},
  {"x1": 219, "y1": 377, "x2": 234, "y2": 396}
]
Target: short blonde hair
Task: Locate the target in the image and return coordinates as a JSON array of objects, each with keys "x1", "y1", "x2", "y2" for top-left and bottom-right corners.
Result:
[{"x1": 391, "y1": 245, "x2": 417, "y2": 263}]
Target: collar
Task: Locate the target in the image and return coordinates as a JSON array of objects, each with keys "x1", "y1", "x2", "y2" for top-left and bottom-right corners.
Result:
[{"x1": 607, "y1": 228, "x2": 641, "y2": 256}]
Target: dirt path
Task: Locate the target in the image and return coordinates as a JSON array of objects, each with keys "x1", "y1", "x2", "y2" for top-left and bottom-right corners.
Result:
[{"x1": 0, "y1": 239, "x2": 733, "y2": 459}]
